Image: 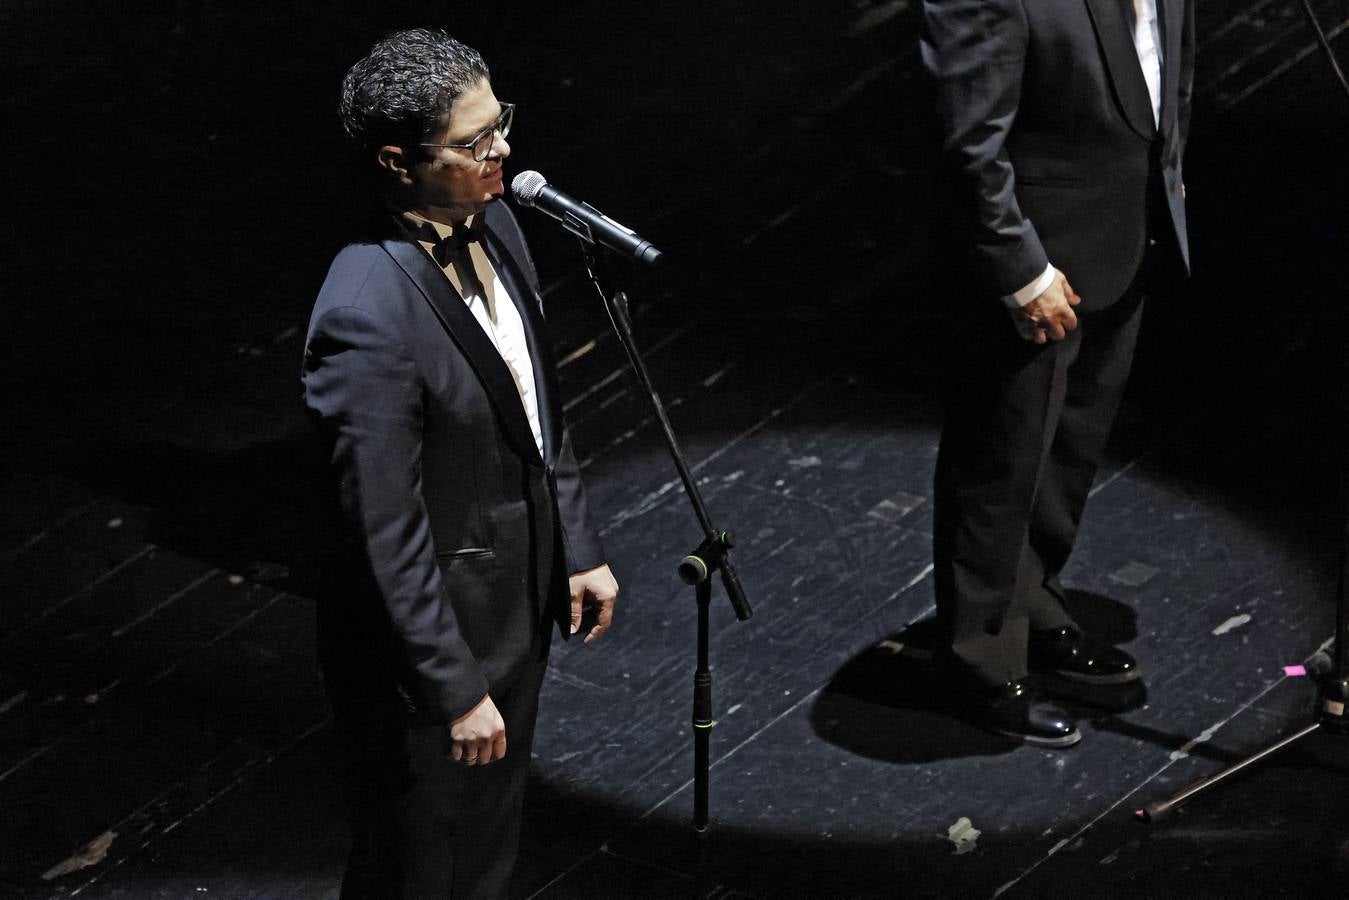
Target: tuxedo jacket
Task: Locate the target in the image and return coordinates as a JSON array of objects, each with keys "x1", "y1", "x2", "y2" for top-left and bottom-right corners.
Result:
[
  {"x1": 302, "y1": 199, "x2": 605, "y2": 725},
  {"x1": 922, "y1": 0, "x2": 1194, "y2": 308}
]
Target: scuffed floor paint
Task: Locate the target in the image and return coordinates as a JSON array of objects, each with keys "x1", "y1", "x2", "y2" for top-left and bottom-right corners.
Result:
[
  {"x1": 1212, "y1": 614, "x2": 1252, "y2": 636},
  {"x1": 43, "y1": 830, "x2": 117, "y2": 880},
  {"x1": 947, "y1": 817, "x2": 981, "y2": 855},
  {"x1": 1171, "y1": 723, "x2": 1224, "y2": 762}
]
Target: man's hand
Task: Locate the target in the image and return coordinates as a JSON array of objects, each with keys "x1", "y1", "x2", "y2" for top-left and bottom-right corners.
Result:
[
  {"x1": 1014, "y1": 268, "x2": 1081, "y2": 343},
  {"x1": 568, "y1": 563, "x2": 619, "y2": 644},
  {"x1": 449, "y1": 694, "x2": 506, "y2": 766}
]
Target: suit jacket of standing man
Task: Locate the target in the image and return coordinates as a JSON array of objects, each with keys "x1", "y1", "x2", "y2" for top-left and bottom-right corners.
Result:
[
  {"x1": 303, "y1": 199, "x2": 605, "y2": 725},
  {"x1": 923, "y1": 0, "x2": 1194, "y2": 310}
]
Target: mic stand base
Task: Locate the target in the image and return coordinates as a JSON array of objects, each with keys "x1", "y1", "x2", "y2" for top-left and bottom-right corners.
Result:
[{"x1": 1136, "y1": 671, "x2": 1348, "y2": 823}]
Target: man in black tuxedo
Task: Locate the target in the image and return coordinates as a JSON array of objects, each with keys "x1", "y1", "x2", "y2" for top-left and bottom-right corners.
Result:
[
  {"x1": 922, "y1": 0, "x2": 1193, "y2": 745},
  {"x1": 302, "y1": 29, "x2": 619, "y2": 897}
]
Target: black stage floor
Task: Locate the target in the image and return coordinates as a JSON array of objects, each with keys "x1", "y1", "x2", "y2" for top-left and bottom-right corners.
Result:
[{"x1": 3, "y1": 3, "x2": 1348, "y2": 898}]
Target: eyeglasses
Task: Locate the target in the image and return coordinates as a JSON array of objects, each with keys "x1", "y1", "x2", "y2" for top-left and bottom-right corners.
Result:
[{"x1": 418, "y1": 103, "x2": 515, "y2": 162}]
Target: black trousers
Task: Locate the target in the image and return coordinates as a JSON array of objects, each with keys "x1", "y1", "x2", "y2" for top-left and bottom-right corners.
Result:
[
  {"x1": 331, "y1": 642, "x2": 550, "y2": 900},
  {"x1": 932, "y1": 263, "x2": 1153, "y2": 685}
]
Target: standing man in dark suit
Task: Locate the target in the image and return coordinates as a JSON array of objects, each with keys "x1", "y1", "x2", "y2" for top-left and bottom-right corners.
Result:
[
  {"x1": 922, "y1": 0, "x2": 1193, "y2": 745},
  {"x1": 302, "y1": 29, "x2": 619, "y2": 898}
]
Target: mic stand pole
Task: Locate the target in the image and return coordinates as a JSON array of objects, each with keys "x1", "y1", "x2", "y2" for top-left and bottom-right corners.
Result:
[
  {"x1": 573, "y1": 239, "x2": 752, "y2": 890},
  {"x1": 1136, "y1": 0, "x2": 1349, "y2": 822}
]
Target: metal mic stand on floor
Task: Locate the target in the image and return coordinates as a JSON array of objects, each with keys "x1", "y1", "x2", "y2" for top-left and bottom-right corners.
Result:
[
  {"x1": 1136, "y1": 0, "x2": 1349, "y2": 822},
  {"x1": 1136, "y1": 511, "x2": 1349, "y2": 822},
  {"x1": 573, "y1": 238, "x2": 753, "y2": 883}
]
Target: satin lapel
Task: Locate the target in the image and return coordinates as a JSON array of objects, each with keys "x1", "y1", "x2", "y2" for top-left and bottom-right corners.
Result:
[
  {"x1": 1084, "y1": 0, "x2": 1158, "y2": 140},
  {"x1": 381, "y1": 236, "x2": 543, "y2": 464},
  {"x1": 1160, "y1": 0, "x2": 1181, "y2": 136},
  {"x1": 479, "y1": 221, "x2": 563, "y2": 468}
]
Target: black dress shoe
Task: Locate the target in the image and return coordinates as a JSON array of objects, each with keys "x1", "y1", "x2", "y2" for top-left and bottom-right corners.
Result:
[
  {"x1": 962, "y1": 680, "x2": 1082, "y2": 747},
  {"x1": 1029, "y1": 626, "x2": 1140, "y2": 684}
]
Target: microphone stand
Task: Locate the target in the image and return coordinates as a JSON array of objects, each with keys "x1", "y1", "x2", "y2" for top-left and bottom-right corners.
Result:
[
  {"x1": 572, "y1": 238, "x2": 752, "y2": 888},
  {"x1": 1136, "y1": 0, "x2": 1349, "y2": 822}
]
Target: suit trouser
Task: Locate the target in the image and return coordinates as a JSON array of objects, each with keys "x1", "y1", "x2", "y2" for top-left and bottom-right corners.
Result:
[
  {"x1": 932, "y1": 274, "x2": 1149, "y2": 685},
  {"x1": 332, "y1": 640, "x2": 550, "y2": 900}
]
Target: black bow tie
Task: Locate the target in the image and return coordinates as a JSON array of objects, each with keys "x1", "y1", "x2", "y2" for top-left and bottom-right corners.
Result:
[{"x1": 412, "y1": 221, "x2": 483, "y2": 268}]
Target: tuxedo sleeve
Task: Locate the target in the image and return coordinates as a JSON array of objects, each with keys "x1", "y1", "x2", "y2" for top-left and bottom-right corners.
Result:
[
  {"x1": 921, "y1": 0, "x2": 1049, "y2": 297},
  {"x1": 303, "y1": 304, "x2": 489, "y2": 724},
  {"x1": 553, "y1": 429, "x2": 606, "y2": 574}
]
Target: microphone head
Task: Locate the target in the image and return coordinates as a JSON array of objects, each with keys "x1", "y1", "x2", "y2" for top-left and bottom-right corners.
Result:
[{"x1": 511, "y1": 170, "x2": 547, "y2": 207}]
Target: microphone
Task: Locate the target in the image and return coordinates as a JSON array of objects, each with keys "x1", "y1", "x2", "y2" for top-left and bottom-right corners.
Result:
[{"x1": 510, "y1": 170, "x2": 663, "y2": 266}]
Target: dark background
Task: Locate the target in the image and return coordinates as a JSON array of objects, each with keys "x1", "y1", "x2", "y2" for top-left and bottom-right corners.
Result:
[
  {"x1": 2, "y1": 2, "x2": 1347, "y2": 898},
  {"x1": 3, "y1": 1, "x2": 1346, "y2": 511}
]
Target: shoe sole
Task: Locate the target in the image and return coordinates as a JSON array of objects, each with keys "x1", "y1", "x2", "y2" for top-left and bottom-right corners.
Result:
[
  {"x1": 991, "y1": 726, "x2": 1083, "y2": 747},
  {"x1": 1050, "y1": 667, "x2": 1142, "y2": 685}
]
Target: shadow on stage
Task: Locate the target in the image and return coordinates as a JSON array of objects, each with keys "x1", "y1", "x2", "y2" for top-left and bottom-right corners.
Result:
[{"x1": 51, "y1": 435, "x2": 338, "y2": 598}]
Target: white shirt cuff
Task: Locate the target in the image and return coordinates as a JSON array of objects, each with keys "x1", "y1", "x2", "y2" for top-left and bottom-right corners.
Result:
[{"x1": 1003, "y1": 263, "x2": 1056, "y2": 309}]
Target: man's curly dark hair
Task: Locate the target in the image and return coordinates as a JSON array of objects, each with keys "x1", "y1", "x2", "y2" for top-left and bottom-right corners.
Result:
[{"x1": 340, "y1": 28, "x2": 491, "y2": 157}]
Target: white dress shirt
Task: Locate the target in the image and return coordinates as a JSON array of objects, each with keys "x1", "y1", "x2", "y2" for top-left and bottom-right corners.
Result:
[
  {"x1": 1132, "y1": 0, "x2": 1164, "y2": 127},
  {"x1": 406, "y1": 211, "x2": 546, "y2": 457}
]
